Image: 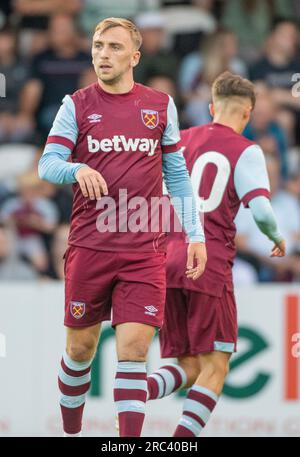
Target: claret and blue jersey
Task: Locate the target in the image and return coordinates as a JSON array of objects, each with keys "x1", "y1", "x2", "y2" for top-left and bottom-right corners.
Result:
[
  {"x1": 166, "y1": 122, "x2": 272, "y2": 296},
  {"x1": 39, "y1": 82, "x2": 204, "y2": 252}
]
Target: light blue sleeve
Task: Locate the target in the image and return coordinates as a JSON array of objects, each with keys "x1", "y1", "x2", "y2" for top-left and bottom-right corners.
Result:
[
  {"x1": 48, "y1": 95, "x2": 79, "y2": 142},
  {"x1": 234, "y1": 144, "x2": 270, "y2": 202},
  {"x1": 161, "y1": 95, "x2": 181, "y2": 146},
  {"x1": 248, "y1": 196, "x2": 283, "y2": 243},
  {"x1": 163, "y1": 150, "x2": 205, "y2": 243},
  {"x1": 38, "y1": 95, "x2": 86, "y2": 185}
]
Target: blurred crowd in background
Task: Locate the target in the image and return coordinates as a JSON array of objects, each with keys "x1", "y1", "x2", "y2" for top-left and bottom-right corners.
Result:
[{"x1": 0, "y1": 0, "x2": 300, "y2": 283}]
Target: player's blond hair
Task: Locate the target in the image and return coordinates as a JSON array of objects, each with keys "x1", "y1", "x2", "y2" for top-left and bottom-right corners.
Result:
[
  {"x1": 94, "y1": 17, "x2": 142, "y2": 51},
  {"x1": 212, "y1": 71, "x2": 256, "y2": 109}
]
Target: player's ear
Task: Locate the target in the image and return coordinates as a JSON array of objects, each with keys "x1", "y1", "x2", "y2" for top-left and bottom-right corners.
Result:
[
  {"x1": 132, "y1": 50, "x2": 141, "y2": 67},
  {"x1": 209, "y1": 103, "x2": 215, "y2": 117},
  {"x1": 245, "y1": 106, "x2": 252, "y2": 119}
]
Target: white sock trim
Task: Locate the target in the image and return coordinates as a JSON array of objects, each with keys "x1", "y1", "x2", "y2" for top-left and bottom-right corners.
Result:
[{"x1": 63, "y1": 350, "x2": 92, "y2": 371}]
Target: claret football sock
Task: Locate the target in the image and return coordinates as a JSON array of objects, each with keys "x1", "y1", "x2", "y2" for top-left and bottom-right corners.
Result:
[
  {"x1": 114, "y1": 361, "x2": 147, "y2": 437},
  {"x1": 173, "y1": 384, "x2": 218, "y2": 437},
  {"x1": 58, "y1": 350, "x2": 92, "y2": 435},
  {"x1": 147, "y1": 364, "x2": 187, "y2": 400}
]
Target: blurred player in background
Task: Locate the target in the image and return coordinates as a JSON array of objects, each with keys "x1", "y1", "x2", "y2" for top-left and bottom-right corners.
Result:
[
  {"x1": 147, "y1": 72, "x2": 286, "y2": 437},
  {"x1": 38, "y1": 18, "x2": 206, "y2": 437}
]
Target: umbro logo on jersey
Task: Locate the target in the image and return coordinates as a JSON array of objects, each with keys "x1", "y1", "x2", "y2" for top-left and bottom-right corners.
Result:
[
  {"x1": 87, "y1": 113, "x2": 102, "y2": 123},
  {"x1": 87, "y1": 135, "x2": 159, "y2": 156},
  {"x1": 145, "y1": 305, "x2": 158, "y2": 316},
  {"x1": 141, "y1": 109, "x2": 159, "y2": 129}
]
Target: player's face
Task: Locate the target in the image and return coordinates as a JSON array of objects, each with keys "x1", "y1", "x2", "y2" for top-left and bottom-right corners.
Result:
[{"x1": 92, "y1": 27, "x2": 140, "y2": 85}]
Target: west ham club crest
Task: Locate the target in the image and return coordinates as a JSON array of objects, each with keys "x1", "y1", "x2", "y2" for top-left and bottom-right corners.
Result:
[
  {"x1": 141, "y1": 109, "x2": 159, "y2": 129},
  {"x1": 70, "y1": 301, "x2": 86, "y2": 319}
]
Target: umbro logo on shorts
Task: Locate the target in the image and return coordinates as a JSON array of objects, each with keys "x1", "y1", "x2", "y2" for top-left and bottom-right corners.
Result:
[
  {"x1": 87, "y1": 113, "x2": 102, "y2": 123},
  {"x1": 145, "y1": 305, "x2": 158, "y2": 316},
  {"x1": 70, "y1": 301, "x2": 86, "y2": 319}
]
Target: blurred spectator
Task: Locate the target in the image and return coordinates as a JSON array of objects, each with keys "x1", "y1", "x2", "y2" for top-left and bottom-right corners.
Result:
[
  {"x1": 134, "y1": 11, "x2": 178, "y2": 84},
  {"x1": 146, "y1": 75, "x2": 177, "y2": 99},
  {"x1": 249, "y1": 18, "x2": 300, "y2": 108},
  {"x1": 244, "y1": 86, "x2": 289, "y2": 179},
  {"x1": 0, "y1": 170, "x2": 58, "y2": 274},
  {"x1": 293, "y1": 0, "x2": 300, "y2": 20},
  {"x1": 19, "y1": 14, "x2": 92, "y2": 138},
  {"x1": 182, "y1": 31, "x2": 233, "y2": 126},
  {"x1": 179, "y1": 28, "x2": 248, "y2": 98},
  {"x1": 235, "y1": 155, "x2": 300, "y2": 281},
  {"x1": 162, "y1": 0, "x2": 217, "y2": 57},
  {"x1": 250, "y1": 18, "x2": 300, "y2": 87},
  {"x1": 79, "y1": 0, "x2": 160, "y2": 36},
  {"x1": 286, "y1": 172, "x2": 300, "y2": 200},
  {"x1": 50, "y1": 223, "x2": 70, "y2": 279},
  {"x1": 289, "y1": 244, "x2": 300, "y2": 281},
  {"x1": 13, "y1": 0, "x2": 82, "y2": 56},
  {"x1": 250, "y1": 18, "x2": 300, "y2": 142},
  {"x1": 0, "y1": 26, "x2": 34, "y2": 143},
  {"x1": 0, "y1": 2, "x2": 12, "y2": 27},
  {"x1": 0, "y1": 223, "x2": 38, "y2": 280},
  {"x1": 232, "y1": 257, "x2": 258, "y2": 285},
  {"x1": 221, "y1": 0, "x2": 293, "y2": 61},
  {"x1": 14, "y1": 0, "x2": 81, "y2": 30}
]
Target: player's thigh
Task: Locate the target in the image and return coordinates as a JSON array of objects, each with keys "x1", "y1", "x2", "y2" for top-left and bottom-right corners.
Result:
[
  {"x1": 115, "y1": 322, "x2": 156, "y2": 361},
  {"x1": 187, "y1": 288, "x2": 237, "y2": 355},
  {"x1": 215, "y1": 285, "x2": 238, "y2": 353},
  {"x1": 64, "y1": 246, "x2": 115, "y2": 328},
  {"x1": 66, "y1": 322, "x2": 102, "y2": 361},
  {"x1": 159, "y1": 288, "x2": 190, "y2": 358},
  {"x1": 112, "y1": 252, "x2": 166, "y2": 329}
]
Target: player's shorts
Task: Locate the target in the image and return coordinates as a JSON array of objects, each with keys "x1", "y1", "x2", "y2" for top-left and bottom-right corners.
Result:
[
  {"x1": 64, "y1": 245, "x2": 166, "y2": 329},
  {"x1": 159, "y1": 285, "x2": 238, "y2": 358}
]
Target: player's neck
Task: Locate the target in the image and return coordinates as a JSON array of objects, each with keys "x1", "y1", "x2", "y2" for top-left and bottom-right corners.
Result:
[
  {"x1": 213, "y1": 116, "x2": 244, "y2": 135},
  {"x1": 97, "y1": 78, "x2": 135, "y2": 95}
]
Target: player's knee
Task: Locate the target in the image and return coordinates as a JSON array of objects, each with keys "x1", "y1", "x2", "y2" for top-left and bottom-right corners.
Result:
[
  {"x1": 119, "y1": 339, "x2": 149, "y2": 361},
  {"x1": 67, "y1": 341, "x2": 96, "y2": 362},
  {"x1": 202, "y1": 360, "x2": 229, "y2": 382},
  {"x1": 178, "y1": 360, "x2": 199, "y2": 387}
]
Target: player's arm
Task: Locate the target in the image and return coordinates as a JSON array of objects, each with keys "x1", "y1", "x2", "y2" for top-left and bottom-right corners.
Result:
[
  {"x1": 162, "y1": 96, "x2": 206, "y2": 280},
  {"x1": 38, "y1": 95, "x2": 107, "y2": 200},
  {"x1": 248, "y1": 197, "x2": 285, "y2": 257},
  {"x1": 234, "y1": 144, "x2": 285, "y2": 257}
]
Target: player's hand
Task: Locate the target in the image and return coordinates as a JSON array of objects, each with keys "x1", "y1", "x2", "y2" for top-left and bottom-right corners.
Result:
[
  {"x1": 270, "y1": 239, "x2": 286, "y2": 258},
  {"x1": 75, "y1": 166, "x2": 108, "y2": 200},
  {"x1": 186, "y1": 242, "x2": 207, "y2": 280}
]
